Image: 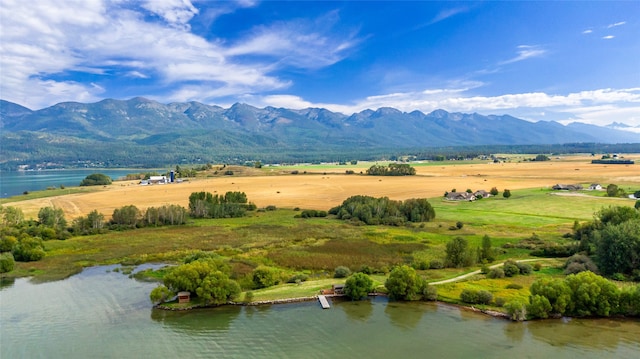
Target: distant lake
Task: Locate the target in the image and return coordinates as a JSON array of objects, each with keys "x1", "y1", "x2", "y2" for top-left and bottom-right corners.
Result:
[
  {"x1": 0, "y1": 169, "x2": 162, "y2": 198},
  {"x1": 1, "y1": 265, "x2": 639, "y2": 358}
]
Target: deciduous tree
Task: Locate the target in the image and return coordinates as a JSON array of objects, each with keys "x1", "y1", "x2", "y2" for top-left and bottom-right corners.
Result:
[
  {"x1": 385, "y1": 265, "x2": 425, "y2": 301},
  {"x1": 345, "y1": 272, "x2": 374, "y2": 300}
]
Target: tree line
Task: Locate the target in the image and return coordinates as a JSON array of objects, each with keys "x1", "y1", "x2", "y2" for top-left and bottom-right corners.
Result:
[
  {"x1": 571, "y1": 205, "x2": 640, "y2": 281},
  {"x1": 366, "y1": 163, "x2": 416, "y2": 176},
  {"x1": 0, "y1": 191, "x2": 253, "y2": 272},
  {"x1": 329, "y1": 195, "x2": 435, "y2": 225}
]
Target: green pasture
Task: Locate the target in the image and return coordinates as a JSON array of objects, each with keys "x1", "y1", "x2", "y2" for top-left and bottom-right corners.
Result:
[{"x1": 8, "y1": 187, "x2": 635, "y2": 295}]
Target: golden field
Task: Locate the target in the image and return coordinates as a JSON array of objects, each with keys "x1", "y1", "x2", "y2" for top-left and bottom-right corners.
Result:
[{"x1": 8, "y1": 155, "x2": 640, "y2": 220}]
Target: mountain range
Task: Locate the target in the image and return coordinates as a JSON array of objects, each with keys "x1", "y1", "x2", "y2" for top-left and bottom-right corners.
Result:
[{"x1": 1, "y1": 97, "x2": 638, "y2": 168}]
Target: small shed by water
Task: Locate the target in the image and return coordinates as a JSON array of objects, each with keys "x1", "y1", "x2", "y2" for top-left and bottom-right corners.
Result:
[
  {"x1": 177, "y1": 291, "x2": 191, "y2": 303},
  {"x1": 332, "y1": 284, "x2": 345, "y2": 295}
]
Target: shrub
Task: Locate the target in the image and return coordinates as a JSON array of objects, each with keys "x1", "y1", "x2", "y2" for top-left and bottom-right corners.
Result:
[
  {"x1": 80, "y1": 173, "x2": 112, "y2": 186},
  {"x1": 460, "y1": 289, "x2": 493, "y2": 305},
  {"x1": 334, "y1": 266, "x2": 352, "y2": 278},
  {"x1": 564, "y1": 254, "x2": 598, "y2": 275},
  {"x1": 422, "y1": 284, "x2": 438, "y2": 301},
  {"x1": 429, "y1": 259, "x2": 444, "y2": 269},
  {"x1": 287, "y1": 273, "x2": 309, "y2": 283},
  {"x1": 456, "y1": 221, "x2": 464, "y2": 229},
  {"x1": 0, "y1": 252, "x2": 15, "y2": 274},
  {"x1": 477, "y1": 290, "x2": 493, "y2": 305},
  {"x1": 12, "y1": 236, "x2": 46, "y2": 262},
  {"x1": 506, "y1": 283, "x2": 523, "y2": 290},
  {"x1": 611, "y1": 273, "x2": 626, "y2": 281},
  {"x1": 460, "y1": 289, "x2": 479, "y2": 304},
  {"x1": 149, "y1": 285, "x2": 173, "y2": 304},
  {"x1": 487, "y1": 267, "x2": 505, "y2": 278},
  {"x1": 505, "y1": 299, "x2": 528, "y2": 321},
  {"x1": 252, "y1": 266, "x2": 280, "y2": 289},
  {"x1": 412, "y1": 260, "x2": 429, "y2": 270},
  {"x1": 445, "y1": 237, "x2": 475, "y2": 268},
  {"x1": 517, "y1": 262, "x2": 533, "y2": 275},
  {"x1": 480, "y1": 265, "x2": 490, "y2": 274},
  {"x1": 265, "y1": 205, "x2": 277, "y2": 211},
  {"x1": 503, "y1": 260, "x2": 520, "y2": 277},
  {"x1": 299, "y1": 209, "x2": 328, "y2": 218},
  {"x1": 244, "y1": 291, "x2": 254, "y2": 303},
  {"x1": 494, "y1": 297, "x2": 506, "y2": 307},
  {"x1": 533, "y1": 263, "x2": 542, "y2": 271}
]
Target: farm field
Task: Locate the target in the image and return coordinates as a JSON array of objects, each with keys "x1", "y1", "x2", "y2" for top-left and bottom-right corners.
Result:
[
  {"x1": 5, "y1": 154, "x2": 639, "y2": 221},
  {"x1": 4, "y1": 155, "x2": 638, "y2": 285}
]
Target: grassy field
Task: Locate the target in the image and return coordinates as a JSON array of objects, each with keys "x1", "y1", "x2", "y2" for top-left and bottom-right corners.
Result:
[
  {"x1": 4, "y1": 154, "x2": 638, "y2": 220},
  {"x1": 3, "y1": 155, "x2": 638, "y2": 308}
]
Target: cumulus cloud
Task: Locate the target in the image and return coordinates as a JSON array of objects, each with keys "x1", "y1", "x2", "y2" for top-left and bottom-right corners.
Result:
[
  {"x1": 0, "y1": 0, "x2": 359, "y2": 109},
  {"x1": 252, "y1": 87, "x2": 640, "y2": 128}
]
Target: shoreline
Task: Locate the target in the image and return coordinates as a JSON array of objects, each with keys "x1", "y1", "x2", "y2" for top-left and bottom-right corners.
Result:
[{"x1": 154, "y1": 293, "x2": 513, "y2": 321}]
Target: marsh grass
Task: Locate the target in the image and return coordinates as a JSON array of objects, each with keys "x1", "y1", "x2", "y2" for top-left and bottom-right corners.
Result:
[{"x1": 9, "y1": 187, "x2": 632, "y2": 286}]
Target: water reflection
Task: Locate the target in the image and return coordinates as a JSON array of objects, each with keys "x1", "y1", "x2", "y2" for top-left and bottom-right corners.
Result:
[
  {"x1": 0, "y1": 277, "x2": 15, "y2": 290},
  {"x1": 526, "y1": 317, "x2": 640, "y2": 350},
  {"x1": 151, "y1": 305, "x2": 242, "y2": 333},
  {"x1": 3, "y1": 265, "x2": 640, "y2": 359},
  {"x1": 385, "y1": 301, "x2": 427, "y2": 329},
  {"x1": 339, "y1": 298, "x2": 374, "y2": 322},
  {"x1": 503, "y1": 321, "x2": 526, "y2": 343}
]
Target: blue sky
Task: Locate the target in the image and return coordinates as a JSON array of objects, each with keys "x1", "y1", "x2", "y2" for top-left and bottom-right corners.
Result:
[{"x1": 1, "y1": 0, "x2": 639, "y2": 130}]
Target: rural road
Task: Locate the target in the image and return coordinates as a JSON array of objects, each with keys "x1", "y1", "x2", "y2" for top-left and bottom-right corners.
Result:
[{"x1": 430, "y1": 258, "x2": 548, "y2": 285}]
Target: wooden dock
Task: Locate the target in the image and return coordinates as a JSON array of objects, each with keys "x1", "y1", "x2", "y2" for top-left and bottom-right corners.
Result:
[{"x1": 318, "y1": 295, "x2": 330, "y2": 309}]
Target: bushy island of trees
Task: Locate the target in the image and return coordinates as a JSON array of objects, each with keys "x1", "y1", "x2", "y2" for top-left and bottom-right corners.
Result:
[
  {"x1": 329, "y1": 195, "x2": 435, "y2": 225},
  {"x1": 366, "y1": 163, "x2": 416, "y2": 176}
]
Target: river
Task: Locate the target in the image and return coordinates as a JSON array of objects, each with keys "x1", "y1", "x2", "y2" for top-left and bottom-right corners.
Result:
[
  {"x1": 0, "y1": 169, "x2": 162, "y2": 198},
  {"x1": 1, "y1": 265, "x2": 638, "y2": 358}
]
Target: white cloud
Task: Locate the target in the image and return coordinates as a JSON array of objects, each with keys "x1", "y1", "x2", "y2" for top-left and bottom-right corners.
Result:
[
  {"x1": 126, "y1": 71, "x2": 149, "y2": 79},
  {"x1": 602, "y1": 35, "x2": 615, "y2": 40},
  {"x1": 499, "y1": 45, "x2": 546, "y2": 65},
  {"x1": 224, "y1": 10, "x2": 361, "y2": 69},
  {"x1": 607, "y1": 21, "x2": 626, "y2": 28},
  {"x1": 251, "y1": 87, "x2": 640, "y2": 128},
  {"x1": 430, "y1": 7, "x2": 468, "y2": 24},
  {"x1": 141, "y1": 0, "x2": 198, "y2": 28},
  {"x1": 582, "y1": 29, "x2": 593, "y2": 34},
  {"x1": 0, "y1": 0, "x2": 358, "y2": 109}
]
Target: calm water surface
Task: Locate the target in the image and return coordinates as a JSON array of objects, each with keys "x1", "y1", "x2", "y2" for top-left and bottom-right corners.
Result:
[
  {"x1": 0, "y1": 169, "x2": 159, "y2": 198},
  {"x1": 1, "y1": 266, "x2": 639, "y2": 358}
]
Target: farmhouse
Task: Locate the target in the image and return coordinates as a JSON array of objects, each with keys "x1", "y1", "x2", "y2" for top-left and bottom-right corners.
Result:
[
  {"x1": 446, "y1": 192, "x2": 476, "y2": 201},
  {"x1": 474, "y1": 190, "x2": 491, "y2": 198},
  {"x1": 552, "y1": 184, "x2": 582, "y2": 191},
  {"x1": 148, "y1": 176, "x2": 168, "y2": 184},
  {"x1": 588, "y1": 184, "x2": 603, "y2": 190}
]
